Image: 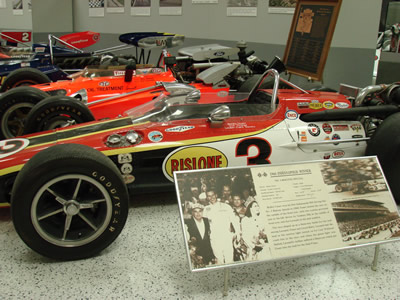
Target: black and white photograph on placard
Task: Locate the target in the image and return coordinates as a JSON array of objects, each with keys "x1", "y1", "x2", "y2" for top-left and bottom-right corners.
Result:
[
  {"x1": 176, "y1": 168, "x2": 272, "y2": 271},
  {"x1": 227, "y1": 0, "x2": 257, "y2": 17},
  {"x1": 107, "y1": 0, "x2": 125, "y2": 13},
  {"x1": 12, "y1": 0, "x2": 23, "y2": 15},
  {"x1": 89, "y1": 0, "x2": 105, "y2": 16},
  {"x1": 192, "y1": 0, "x2": 218, "y2": 3},
  {"x1": 268, "y1": 0, "x2": 296, "y2": 14},
  {"x1": 159, "y1": 0, "x2": 182, "y2": 15},
  {"x1": 331, "y1": 199, "x2": 400, "y2": 243},
  {"x1": 131, "y1": 0, "x2": 151, "y2": 16}
]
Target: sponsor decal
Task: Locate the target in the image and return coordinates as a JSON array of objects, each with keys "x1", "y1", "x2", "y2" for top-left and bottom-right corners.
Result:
[
  {"x1": 122, "y1": 174, "x2": 135, "y2": 184},
  {"x1": 0, "y1": 138, "x2": 29, "y2": 159},
  {"x1": 120, "y1": 163, "x2": 133, "y2": 174},
  {"x1": 307, "y1": 123, "x2": 320, "y2": 136},
  {"x1": 322, "y1": 123, "x2": 332, "y2": 134},
  {"x1": 336, "y1": 102, "x2": 349, "y2": 109},
  {"x1": 156, "y1": 39, "x2": 167, "y2": 47},
  {"x1": 114, "y1": 70, "x2": 126, "y2": 76},
  {"x1": 333, "y1": 125, "x2": 349, "y2": 131},
  {"x1": 332, "y1": 150, "x2": 345, "y2": 158},
  {"x1": 163, "y1": 146, "x2": 228, "y2": 181},
  {"x1": 297, "y1": 102, "x2": 309, "y2": 109},
  {"x1": 217, "y1": 91, "x2": 229, "y2": 97},
  {"x1": 332, "y1": 134, "x2": 341, "y2": 140},
  {"x1": 165, "y1": 126, "x2": 195, "y2": 133},
  {"x1": 350, "y1": 124, "x2": 362, "y2": 132},
  {"x1": 285, "y1": 110, "x2": 298, "y2": 120},
  {"x1": 151, "y1": 68, "x2": 162, "y2": 74},
  {"x1": 226, "y1": 123, "x2": 255, "y2": 129},
  {"x1": 323, "y1": 101, "x2": 335, "y2": 109},
  {"x1": 323, "y1": 153, "x2": 331, "y2": 159},
  {"x1": 324, "y1": 136, "x2": 330, "y2": 140},
  {"x1": 118, "y1": 153, "x2": 132, "y2": 164},
  {"x1": 21, "y1": 62, "x2": 30, "y2": 67},
  {"x1": 352, "y1": 134, "x2": 363, "y2": 138},
  {"x1": 309, "y1": 100, "x2": 323, "y2": 110},
  {"x1": 96, "y1": 86, "x2": 124, "y2": 92},
  {"x1": 99, "y1": 81, "x2": 110, "y2": 87},
  {"x1": 214, "y1": 51, "x2": 225, "y2": 57},
  {"x1": 148, "y1": 131, "x2": 163, "y2": 142},
  {"x1": 299, "y1": 131, "x2": 307, "y2": 142},
  {"x1": 34, "y1": 47, "x2": 45, "y2": 53}
]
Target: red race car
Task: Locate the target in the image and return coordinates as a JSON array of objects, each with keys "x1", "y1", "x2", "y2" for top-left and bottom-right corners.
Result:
[
  {"x1": 0, "y1": 68, "x2": 399, "y2": 260},
  {"x1": 0, "y1": 33, "x2": 270, "y2": 139}
]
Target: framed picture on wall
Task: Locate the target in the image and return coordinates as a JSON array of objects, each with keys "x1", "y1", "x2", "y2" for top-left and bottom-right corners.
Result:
[{"x1": 283, "y1": 0, "x2": 342, "y2": 81}]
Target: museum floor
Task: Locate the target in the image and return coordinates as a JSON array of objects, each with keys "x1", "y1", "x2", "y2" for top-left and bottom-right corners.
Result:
[{"x1": 1, "y1": 192, "x2": 400, "y2": 299}]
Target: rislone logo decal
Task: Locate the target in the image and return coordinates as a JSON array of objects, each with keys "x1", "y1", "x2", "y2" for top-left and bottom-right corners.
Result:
[{"x1": 163, "y1": 146, "x2": 228, "y2": 181}]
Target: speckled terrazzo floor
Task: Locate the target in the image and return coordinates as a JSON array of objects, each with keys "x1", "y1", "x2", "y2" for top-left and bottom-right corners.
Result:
[{"x1": 1, "y1": 192, "x2": 400, "y2": 300}]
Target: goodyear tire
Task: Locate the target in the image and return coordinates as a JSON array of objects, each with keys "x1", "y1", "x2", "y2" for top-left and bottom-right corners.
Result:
[
  {"x1": 24, "y1": 96, "x2": 95, "y2": 134},
  {"x1": 365, "y1": 112, "x2": 400, "y2": 203},
  {"x1": 0, "y1": 67, "x2": 51, "y2": 92},
  {"x1": 0, "y1": 86, "x2": 49, "y2": 139},
  {"x1": 11, "y1": 144, "x2": 129, "y2": 260}
]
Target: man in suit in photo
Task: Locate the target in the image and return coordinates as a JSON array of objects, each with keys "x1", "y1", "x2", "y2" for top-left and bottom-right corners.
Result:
[{"x1": 185, "y1": 203, "x2": 215, "y2": 267}]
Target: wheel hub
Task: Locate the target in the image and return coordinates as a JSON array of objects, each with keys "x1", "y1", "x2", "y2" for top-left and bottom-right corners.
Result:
[{"x1": 64, "y1": 200, "x2": 81, "y2": 216}]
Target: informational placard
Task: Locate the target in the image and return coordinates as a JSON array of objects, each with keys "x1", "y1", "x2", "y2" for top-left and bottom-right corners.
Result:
[
  {"x1": 175, "y1": 157, "x2": 400, "y2": 272},
  {"x1": 283, "y1": 0, "x2": 342, "y2": 81},
  {"x1": 89, "y1": 0, "x2": 105, "y2": 17},
  {"x1": 193, "y1": 0, "x2": 217, "y2": 3},
  {"x1": 131, "y1": 0, "x2": 151, "y2": 16},
  {"x1": 12, "y1": 0, "x2": 23, "y2": 15},
  {"x1": 106, "y1": 0, "x2": 125, "y2": 13},
  {"x1": 159, "y1": 0, "x2": 182, "y2": 15},
  {"x1": 268, "y1": 0, "x2": 296, "y2": 14},
  {"x1": 227, "y1": 0, "x2": 257, "y2": 17}
]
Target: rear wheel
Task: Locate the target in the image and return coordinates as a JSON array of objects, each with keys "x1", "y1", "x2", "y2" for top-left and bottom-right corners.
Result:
[
  {"x1": 0, "y1": 86, "x2": 49, "y2": 139},
  {"x1": 11, "y1": 143, "x2": 129, "y2": 260},
  {"x1": 0, "y1": 67, "x2": 51, "y2": 92},
  {"x1": 24, "y1": 96, "x2": 95, "y2": 134}
]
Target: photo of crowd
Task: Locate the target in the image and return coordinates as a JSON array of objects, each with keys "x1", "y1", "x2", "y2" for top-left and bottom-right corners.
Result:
[{"x1": 176, "y1": 168, "x2": 271, "y2": 270}]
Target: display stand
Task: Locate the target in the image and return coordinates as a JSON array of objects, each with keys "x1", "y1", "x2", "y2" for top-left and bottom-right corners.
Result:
[{"x1": 174, "y1": 157, "x2": 400, "y2": 295}]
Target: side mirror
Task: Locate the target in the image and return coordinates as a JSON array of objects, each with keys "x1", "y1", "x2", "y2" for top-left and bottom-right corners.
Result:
[
  {"x1": 185, "y1": 89, "x2": 201, "y2": 103},
  {"x1": 124, "y1": 61, "x2": 137, "y2": 82},
  {"x1": 208, "y1": 105, "x2": 230, "y2": 128}
]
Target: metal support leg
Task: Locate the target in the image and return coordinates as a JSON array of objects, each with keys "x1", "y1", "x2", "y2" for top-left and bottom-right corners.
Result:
[
  {"x1": 223, "y1": 269, "x2": 230, "y2": 297},
  {"x1": 372, "y1": 245, "x2": 380, "y2": 271}
]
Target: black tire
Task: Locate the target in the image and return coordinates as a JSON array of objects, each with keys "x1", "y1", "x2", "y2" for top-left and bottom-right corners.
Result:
[
  {"x1": 0, "y1": 67, "x2": 51, "y2": 92},
  {"x1": 0, "y1": 86, "x2": 49, "y2": 139},
  {"x1": 366, "y1": 112, "x2": 400, "y2": 203},
  {"x1": 11, "y1": 144, "x2": 129, "y2": 260},
  {"x1": 24, "y1": 96, "x2": 95, "y2": 134}
]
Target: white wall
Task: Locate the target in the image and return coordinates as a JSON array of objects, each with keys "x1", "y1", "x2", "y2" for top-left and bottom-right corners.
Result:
[
  {"x1": 0, "y1": 0, "x2": 32, "y2": 30},
  {"x1": 72, "y1": 0, "x2": 381, "y2": 49}
]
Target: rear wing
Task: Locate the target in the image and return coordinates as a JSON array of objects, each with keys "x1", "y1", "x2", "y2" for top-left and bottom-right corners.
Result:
[{"x1": 0, "y1": 31, "x2": 32, "y2": 47}]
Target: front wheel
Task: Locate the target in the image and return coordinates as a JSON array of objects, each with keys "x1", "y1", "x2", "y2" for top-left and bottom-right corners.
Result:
[
  {"x1": 23, "y1": 96, "x2": 95, "y2": 135},
  {"x1": 11, "y1": 143, "x2": 129, "y2": 260},
  {"x1": 0, "y1": 86, "x2": 49, "y2": 139}
]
